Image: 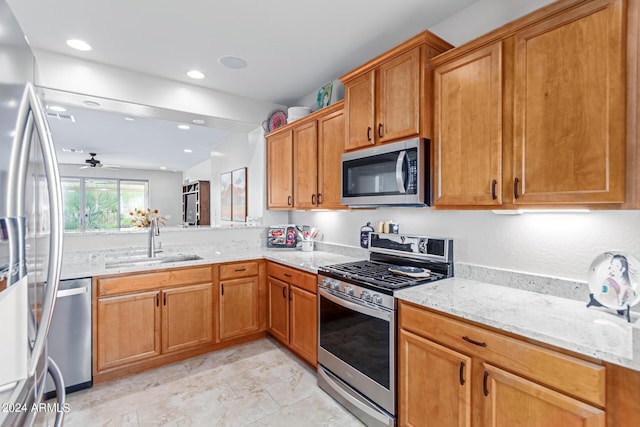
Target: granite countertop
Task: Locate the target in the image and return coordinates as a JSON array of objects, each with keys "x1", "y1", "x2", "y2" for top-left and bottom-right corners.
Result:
[
  {"x1": 395, "y1": 277, "x2": 640, "y2": 373},
  {"x1": 60, "y1": 247, "x2": 364, "y2": 280}
]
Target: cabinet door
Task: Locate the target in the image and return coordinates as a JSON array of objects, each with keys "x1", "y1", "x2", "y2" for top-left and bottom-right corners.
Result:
[
  {"x1": 434, "y1": 43, "x2": 503, "y2": 206},
  {"x1": 377, "y1": 47, "x2": 421, "y2": 143},
  {"x1": 162, "y1": 283, "x2": 213, "y2": 354},
  {"x1": 512, "y1": 0, "x2": 625, "y2": 204},
  {"x1": 289, "y1": 285, "x2": 317, "y2": 366},
  {"x1": 345, "y1": 71, "x2": 376, "y2": 150},
  {"x1": 293, "y1": 121, "x2": 319, "y2": 209},
  {"x1": 96, "y1": 291, "x2": 161, "y2": 371},
  {"x1": 267, "y1": 277, "x2": 289, "y2": 344},
  {"x1": 266, "y1": 130, "x2": 294, "y2": 208},
  {"x1": 317, "y1": 108, "x2": 346, "y2": 209},
  {"x1": 219, "y1": 277, "x2": 260, "y2": 340},
  {"x1": 398, "y1": 329, "x2": 471, "y2": 427},
  {"x1": 482, "y1": 364, "x2": 604, "y2": 427}
]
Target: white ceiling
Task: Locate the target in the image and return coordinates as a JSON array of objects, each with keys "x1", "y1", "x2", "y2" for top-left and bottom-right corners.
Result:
[{"x1": 7, "y1": 0, "x2": 479, "y2": 171}]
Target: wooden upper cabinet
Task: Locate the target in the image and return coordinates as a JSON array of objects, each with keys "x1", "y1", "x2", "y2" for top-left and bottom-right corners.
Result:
[
  {"x1": 512, "y1": 0, "x2": 625, "y2": 204},
  {"x1": 482, "y1": 364, "x2": 604, "y2": 427},
  {"x1": 293, "y1": 121, "x2": 319, "y2": 209},
  {"x1": 345, "y1": 71, "x2": 376, "y2": 150},
  {"x1": 317, "y1": 108, "x2": 346, "y2": 209},
  {"x1": 342, "y1": 31, "x2": 453, "y2": 151},
  {"x1": 433, "y1": 42, "x2": 503, "y2": 206},
  {"x1": 377, "y1": 47, "x2": 421, "y2": 143},
  {"x1": 266, "y1": 130, "x2": 294, "y2": 209}
]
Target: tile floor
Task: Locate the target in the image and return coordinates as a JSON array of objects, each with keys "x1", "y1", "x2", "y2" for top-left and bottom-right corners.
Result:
[{"x1": 57, "y1": 338, "x2": 365, "y2": 426}]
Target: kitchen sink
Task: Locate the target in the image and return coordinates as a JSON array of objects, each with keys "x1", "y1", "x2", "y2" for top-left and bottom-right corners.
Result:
[{"x1": 104, "y1": 254, "x2": 203, "y2": 269}]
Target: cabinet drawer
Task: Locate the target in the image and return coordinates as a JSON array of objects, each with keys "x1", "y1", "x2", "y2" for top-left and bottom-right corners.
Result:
[
  {"x1": 97, "y1": 266, "x2": 213, "y2": 297},
  {"x1": 98, "y1": 271, "x2": 171, "y2": 297},
  {"x1": 219, "y1": 261, "x2": 259, "y2": 280},
  {"x1": 267, "y1": 262, "x2": 317, "y2": 294},
  {"x1": 399, "y1": 302, "x2": 605, "y2": 407}
]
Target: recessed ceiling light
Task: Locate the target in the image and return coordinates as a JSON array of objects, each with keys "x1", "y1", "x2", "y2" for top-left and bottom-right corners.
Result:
[
  {"x1": 66, "y1": 39, "x2": 92, "y2": 51},
  {"x1": 124, "y1": 117, "x2": 135, "y2": 121},
  {"x1": 184, "y1": 149, "x2": 192, "y2": 153},
  {"x1": 178, "y1": 124, "x2": 190, "y2": 130},
  {"x1": 192, "y1": 119, "x2": 205, "y2": 125},
  {"x1": 219, "y1": 55, "x2": 247, "y2": 70},
  {"x1": 48, "y1": 105, "x2": 66, "y2": 112},
  {"x1": 6, "y1": 99, "x2": 18, "y2": 108},
  {"x1": 83, "y1": 100, "x2": 100, "y2": 107},
  {"x1": 187, "y1": 70, "x2": 205, "y2": 79},
  {"x1": 160, "y1": 166, "x2": 167, "y2": 170}
]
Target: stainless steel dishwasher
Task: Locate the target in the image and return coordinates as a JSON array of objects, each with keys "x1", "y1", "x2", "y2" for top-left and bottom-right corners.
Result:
[{"x1": 45, "y1": 277, "x2": 92, "y2": 398}]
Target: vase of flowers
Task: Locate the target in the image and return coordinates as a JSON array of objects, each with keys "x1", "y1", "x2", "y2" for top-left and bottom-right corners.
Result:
[{"x1": 130, "y1": 208, "x2": 166, "y2": 228}]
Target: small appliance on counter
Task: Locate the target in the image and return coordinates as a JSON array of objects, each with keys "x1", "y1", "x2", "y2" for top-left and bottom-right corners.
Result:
[{"x1": 267, "y1": 224, "x2": 298, "y2": 248}]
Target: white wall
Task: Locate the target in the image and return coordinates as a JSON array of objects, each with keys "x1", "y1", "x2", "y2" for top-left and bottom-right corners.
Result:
[
  {"x1": 183, "y1": 159, "x2": 211, "y2": 184},
  {"x1": 428, "y1": 0, "x2": 556, "y2": 46},
  {"x1": 289, "y1": 209, "x2": 640, "y2": 283},
  {"x1": 58, "y1": 164, "x2": 183, "y2": 225}
]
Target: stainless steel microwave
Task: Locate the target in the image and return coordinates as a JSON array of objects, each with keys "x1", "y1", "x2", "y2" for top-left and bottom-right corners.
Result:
[{"x1": 341, "y1": 138, "x2": 430, "y2": 206}]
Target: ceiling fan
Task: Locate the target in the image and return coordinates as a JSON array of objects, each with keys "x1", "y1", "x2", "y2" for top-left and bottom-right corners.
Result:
[{"x1": 79, "y1": 153, "x2": 120, "y2": 170}]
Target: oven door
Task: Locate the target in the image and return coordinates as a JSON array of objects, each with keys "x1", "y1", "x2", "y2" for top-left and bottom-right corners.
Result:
[{"x1": 318, "y1": 287, "x2": 395, "y2": 415}]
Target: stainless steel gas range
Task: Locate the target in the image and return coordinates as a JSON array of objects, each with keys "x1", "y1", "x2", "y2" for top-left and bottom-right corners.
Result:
[{"x1": 317, "y1": 233, "x2": 453, "y2": 427}]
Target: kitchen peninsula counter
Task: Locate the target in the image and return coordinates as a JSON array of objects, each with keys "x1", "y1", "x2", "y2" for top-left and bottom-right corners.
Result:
[{"x1": 395, "y1": 277, "x2": 640, "y2": 373}]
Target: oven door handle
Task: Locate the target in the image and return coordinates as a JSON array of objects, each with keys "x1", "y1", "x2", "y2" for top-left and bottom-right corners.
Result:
[{"x1": 320, "y1": 289, "x2": 392, "y2": 322}]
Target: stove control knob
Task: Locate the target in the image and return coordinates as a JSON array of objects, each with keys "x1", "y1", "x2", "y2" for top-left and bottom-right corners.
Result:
[
  {"x1": 330, "y1": 282, "x2": 341, "y2": 291},
  {"x1": 321, "y1": 278, "x2": 332, "y2": 288},
  {"x1": 345, "y1": 286, "x2": 354, "y2": 296},
  {"x1": 361, "y1": 290, "x2": 372, "y2": 302},
  {"x1": 373, "y1": 294, "x2": 383, "y2": 305}
]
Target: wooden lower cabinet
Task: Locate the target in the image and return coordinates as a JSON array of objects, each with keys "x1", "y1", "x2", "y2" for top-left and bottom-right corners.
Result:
[
  {"x1": 399, "y1": 329, "x2": 471, "y2": 427},
  {"x1": 219, "y1": 276, "x2": 260, "y2": 340},
  {"x1": 483, "y1": 364, "x2": 604, "y2": 427},
  {"x1": 398, "y1": 301, "x2": 606, "y2": 427},
  {"x1": 267, "y1": 262, "x2": 317, "y2": 365},
  {"x1": 96, "y1": 290, "x2": 161, "y2": 371},
  {"x1": 162, "y1": 283, "x2": 213, "y2": 353}
]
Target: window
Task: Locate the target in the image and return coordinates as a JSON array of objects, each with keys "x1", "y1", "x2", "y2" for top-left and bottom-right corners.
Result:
[{"x1": 61, "y1": 177, "x2": 149, "y2": 231}]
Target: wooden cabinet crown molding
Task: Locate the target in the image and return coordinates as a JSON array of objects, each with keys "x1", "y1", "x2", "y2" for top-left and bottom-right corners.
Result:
[
  {"x1": 340, "y1": 31, "x2": 453, "y2": 84},
  {"x1": 264, "y1": 101, "x2": 344, "y2": 138}
]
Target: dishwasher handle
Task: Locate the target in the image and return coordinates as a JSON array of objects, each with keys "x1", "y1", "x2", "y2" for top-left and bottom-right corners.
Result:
[{"x1": 57, "y1": 286, "x2": 89, "y2": 298}]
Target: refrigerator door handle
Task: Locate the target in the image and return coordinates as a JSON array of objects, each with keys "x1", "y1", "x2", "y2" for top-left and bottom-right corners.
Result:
[
  {"x1": 21, "y1": 84, "x2": 65, "y2": 377},
  {"x1": 47, "y1": 357, "x2": 66, "y2": 427}
]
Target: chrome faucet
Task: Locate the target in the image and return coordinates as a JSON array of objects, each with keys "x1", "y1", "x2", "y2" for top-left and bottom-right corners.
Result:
[{"x1": 148, "y1": 217, "x2": 162, "y2": 257}]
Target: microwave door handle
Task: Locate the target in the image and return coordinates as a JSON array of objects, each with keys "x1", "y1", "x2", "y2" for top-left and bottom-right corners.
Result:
[{"x1": 396, "y1": 150, "x2": 407, "y2": 193}]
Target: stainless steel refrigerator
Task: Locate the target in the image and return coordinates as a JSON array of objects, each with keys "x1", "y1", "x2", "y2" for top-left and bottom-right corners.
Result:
[{"x1": 0, "y1": 0, "x2": 66, "y2": 426}]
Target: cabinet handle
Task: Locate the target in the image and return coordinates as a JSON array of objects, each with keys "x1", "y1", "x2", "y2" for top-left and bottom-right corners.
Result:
[
  {"x1": 367, "y1": 127, "x2": 372, "y2": 141},
  {"x1": 312, "y1": 194, "x2": 316, "y2": 205},
  {"x1": 514, "y1": 177, "x2": 520, "y2": 199},
  {"x1": 491, "y1": 179, "x2": 497, "y2": 200},
  {"x1": 221, "y1": 283, "x2": 224, "y2": 296},
  {"x1": 284, "y1": 273, "x2": 292, "y2": 278},
  {"x1": 235, "y1": 268, "x2": 246, "y2": 272},
  {"x1": 287, "y1": 195, "x2": 292, "y2": 206},
  {"x1": 483, "y1": 371, "x2": 490, "y2": 396},
  {"x1": 317, "y1": 193, "x2": 322, "y2": 205},
  {"x1": 378, "y1": 123, "x2": 383, "y2": 138},
  {"x1": 156, "y1": 294, "x2": 159, "y2": 307},
  {"x1": 163, "y1": 292, "x2": 167, "y2": 306},
  {"x1": 282, "y1": 287, "x2": 286, "y2": 299},
  {"x1": 459, "y1": 361, "x2": 465, "y2": 386},
  {"x1": 462, "y1": 336, "x2": 487, "y2": 348}
]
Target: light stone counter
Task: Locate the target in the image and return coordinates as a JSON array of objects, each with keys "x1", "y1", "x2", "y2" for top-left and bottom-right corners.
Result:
[
  {"x1": 60, "y1": 246, "x2": 365, "y2": 280},
  {"x1": 395, "y1": 277, "x2": 640, "y2": 372}
]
